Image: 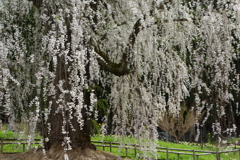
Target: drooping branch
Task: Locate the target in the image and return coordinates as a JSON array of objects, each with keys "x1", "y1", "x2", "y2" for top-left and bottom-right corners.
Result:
[
  {"x1": 91, "y1": 18, "x2": 142, "y2": 76},
  {"x1": 128, "y1": 18, "x2": 142, "y2": 49},
  {"x1": 97, "y1": 55, "x2": 130, "y2": 76},
  {"x1": 90, "y1": 38, "x2": 130, "y2": 76}
]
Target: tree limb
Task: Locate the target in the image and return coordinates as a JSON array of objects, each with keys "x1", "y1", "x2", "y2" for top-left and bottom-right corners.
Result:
[
  {"x1": 91, "y1": 18, "x2": 142, "y2": 76},
  {"x1": 128, "y1": 18, "x2": 142, "y2": 49},
  {"x1": 90, "y1": 38, "x2": 130, "y2": 76}
]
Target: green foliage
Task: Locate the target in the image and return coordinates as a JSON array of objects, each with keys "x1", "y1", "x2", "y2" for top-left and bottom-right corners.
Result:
[
  {"x1": 91, "y1": 119, "x2": 101, "y2": 135},
  {"x1": 90, "y1": 84, "x2": 111, "y2": 124},
  {"x1": 94, "y1": 99, "x2": 109, "y2": 118},
  {"x1": 207, "y1": 133, "x2": 212, "y2": 144}
]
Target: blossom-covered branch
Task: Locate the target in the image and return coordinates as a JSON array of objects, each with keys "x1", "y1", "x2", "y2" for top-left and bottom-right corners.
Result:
[{"x1": 91, "y1": 19, "x2": 142, "y2": 76}]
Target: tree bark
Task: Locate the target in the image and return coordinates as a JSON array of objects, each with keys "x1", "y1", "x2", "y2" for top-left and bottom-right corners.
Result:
[
  {"x1": 43, "y1": 54, "x2": 95, "y2": 150},
  {"x1": 40, "y1": 5, "x2": 95, "y2": 150}
]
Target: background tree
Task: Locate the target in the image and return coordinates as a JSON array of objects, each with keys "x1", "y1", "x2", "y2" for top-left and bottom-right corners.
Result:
[{"x1": 158, "y1": 104, "x2": 205, "y2": 141}]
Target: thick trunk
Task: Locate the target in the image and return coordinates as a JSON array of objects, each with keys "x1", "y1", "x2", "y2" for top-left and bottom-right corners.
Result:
[
  {"x1": 43, "y1": 54, "x2": 95, "y2": 151},
  {"x1": 45, "y1": 107, "x2": 95, "y2": 150},
  {"x1": 37, "y1": 3, "x2": 96, "y2": 149}
]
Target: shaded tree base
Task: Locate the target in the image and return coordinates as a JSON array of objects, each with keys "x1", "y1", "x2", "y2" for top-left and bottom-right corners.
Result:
[{"x1": 0, "y1": 146, "x2": 126, "y2": 160}]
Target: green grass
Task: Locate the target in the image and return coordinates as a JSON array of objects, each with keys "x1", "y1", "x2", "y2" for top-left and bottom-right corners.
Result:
[
  {"x1": 0, "y1": 130, "x2": 15, "y2": 139},
  {"x1": 0, "y1": 127, "x2": 239, "y2": 159},
  {"x1": 0, "y1": 126, "x2": 41, "y2": 153},
  {"x1": 91, "y1": 135, "x2": 240, "y2": 160}
]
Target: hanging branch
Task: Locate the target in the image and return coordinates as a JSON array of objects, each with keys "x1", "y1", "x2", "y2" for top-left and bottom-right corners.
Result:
[
  {"x1": 127, "y1": 18, "x2": 142, "y2": 48},
  {"x1": 91, "y1": 18, "x2": 142, "y2": 76}
]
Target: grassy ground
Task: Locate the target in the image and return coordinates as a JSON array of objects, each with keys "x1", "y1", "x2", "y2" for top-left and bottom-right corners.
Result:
[
  {"x1": 0, "y1": 126, "x2": 41, "y2": 153},
  {"x1": 0, "y1": 126, "x2": 239, "y2": 160},
  {"x1": 91, "y1": 135, "x2": 240, "y2": 160}
]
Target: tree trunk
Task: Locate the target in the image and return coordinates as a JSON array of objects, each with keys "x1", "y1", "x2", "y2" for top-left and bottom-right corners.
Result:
[{"x1": 43, "y1": 55, "x2": 95, "y2": 151}]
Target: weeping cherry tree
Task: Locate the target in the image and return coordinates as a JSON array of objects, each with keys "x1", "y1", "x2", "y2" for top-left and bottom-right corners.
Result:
[{"x1": 0, "y1": 0, "x2": 239, "y2": 159}]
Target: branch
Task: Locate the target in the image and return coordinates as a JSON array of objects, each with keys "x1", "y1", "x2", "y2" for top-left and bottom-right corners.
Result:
[
  {"x1": 92, "y1": 18, "x2": 143, "y2": 76},
  {"x1": 91, "y1": 39, "x2": 130, "y2": 76},
  {"x1": 128, "y1": 18, "x2": 142, "y2": 48},
  {"x1": 97, "y1": 57, "x2": 130, "y2": 76},
  {"x1": 90, "y1": 39, "x2": 111, "y2": 64}
]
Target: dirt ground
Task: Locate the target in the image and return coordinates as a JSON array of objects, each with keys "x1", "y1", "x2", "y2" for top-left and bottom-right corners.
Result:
[{"x1": 0, "y1": 147, "x2": 131, "y2": 160}]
